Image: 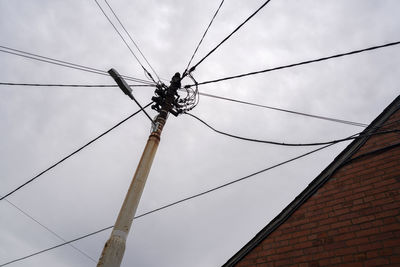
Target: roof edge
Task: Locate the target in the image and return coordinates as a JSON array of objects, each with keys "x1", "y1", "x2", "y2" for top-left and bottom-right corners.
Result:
[{"x1": 222, "y1": 95, "x2": 400, "y2": 267}]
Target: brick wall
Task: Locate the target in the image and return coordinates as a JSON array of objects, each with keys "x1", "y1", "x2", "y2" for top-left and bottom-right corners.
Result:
[{"x1": 235, "y1": 110, "x2": 400, "y2": 267}]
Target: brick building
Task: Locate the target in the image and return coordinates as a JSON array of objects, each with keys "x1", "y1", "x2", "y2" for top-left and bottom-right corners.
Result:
[{"x1": 223, "y1": 96, "x2": 400, "y2": 267}]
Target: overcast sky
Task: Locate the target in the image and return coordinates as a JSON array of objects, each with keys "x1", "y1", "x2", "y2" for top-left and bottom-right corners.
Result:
[{"x1": 0, "y1": 0, "x2": 399, "y2": 266}]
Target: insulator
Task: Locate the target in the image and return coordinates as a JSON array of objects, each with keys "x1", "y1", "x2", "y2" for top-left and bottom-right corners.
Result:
[
  {"x1": 151, "y1": 104, "x2": 160, "y2": 111},
  {"x1": 155, "y1": 88, "x2": 165, "y2": 97},
  {"x1": 152, "y1": 96, "x2": 163, "y2": 105}
]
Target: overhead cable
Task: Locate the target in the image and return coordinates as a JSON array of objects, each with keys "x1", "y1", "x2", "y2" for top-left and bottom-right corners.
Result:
[
  {"x1": 185, "y1": 112, "x2": 399, "y2": 146},
  {"x1": 103, "y1": 0, "x2": 161, "y2": 82},
  {"x1": 0, "y1": 82, "x2": 156, "y2": 88},
  {"x1": 0, "y1": 143, "x2": 336, "y2": 267},
  {"x1": 0, "y1": 45, "x2": 154, "y2": 85},
  {"x1": 3, "y1": 198, "x2": 96, "y2": 262},
  {"x1": 0, "y1": 80, "x2": 368, "y2": 127},
  {"x1": 189, "y1": 0, "x2": 273, "y2": 73},
  {"x1": 183, "y1": 0, "x2": 225, "y2": 76},
  {"x1": 192, "y1": 41, "x2": 400, "y2": 86},
  {"x1": 199, "y1": 92, "x2": 368, "y2": 127},
  {"x1": 3, "y1": 128, "x2": 399, "y2": 266},
  {"x1": 93, "y1": 0, "x2": 158, "y2": 83},
  {"x1": 0, "y1": 225, "x2": 112, "y2": 267},
  {"x1": 0, "y1": 103, "x2": 152, "y2": 201}
]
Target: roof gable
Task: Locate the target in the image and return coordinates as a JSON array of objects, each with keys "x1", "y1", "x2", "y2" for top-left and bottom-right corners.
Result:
[{"x1": 223, "y1": 95, "x2": 400, "y2": 266}]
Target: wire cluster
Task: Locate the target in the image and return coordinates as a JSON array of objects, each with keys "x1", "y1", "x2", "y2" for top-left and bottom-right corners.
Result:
[{"x1": 151, "y1": 73, "x2": 199, "y2": 116}]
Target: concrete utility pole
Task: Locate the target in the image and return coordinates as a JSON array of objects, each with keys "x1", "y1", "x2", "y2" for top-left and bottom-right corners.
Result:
[{"x1": 97, "y1": 71, "x2": 182, "y2": 267}]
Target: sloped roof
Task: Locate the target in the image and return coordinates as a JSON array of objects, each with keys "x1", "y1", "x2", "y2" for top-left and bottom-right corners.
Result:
[{"x1": 222, "y1": 95, "x2": 400, "y2": 267}]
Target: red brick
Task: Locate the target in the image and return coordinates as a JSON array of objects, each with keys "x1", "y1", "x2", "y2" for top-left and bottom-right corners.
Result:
[
  {"x1": 330, "y1": 220, "x2": 351, "y2": 229},
  {"x1": 373, "y1": 197, "x2": 394, "y2": 206},
  {"x1": 383, "y1": 239, "x2": 400, "y2": 248},
  {"x1": 275, "y1": 258, "x2": 292, "y2": 266},
  {"x1": 234, "y1": 113, "x2": 400, "y2": 267},
  {"x1": 340, "y1": 263, "x2": 363, "y2": 267},
  {"x1": 292, "y1": 230, "x2": 311, "y2": 238},
  {"x1": 352, "y1": 215, "x2": 375, "y2": 225},
  {"x1": 380, "y1": 223, "x2": 400, "y2": 232},
  {"x1": 334, "y1": 232, "x2": 355, "y2": 241},
  {"x1": 274, "y1": 245, "x2": 292, "y2": 254},
  {"x1": 358, "y1": 241, "x2": 383, "y2": 252},
  {"x1": 391, "y1": 255, "x2": 400, "y2": 264},
  {"x1": 342, "y1": 254, "x2": 354, "y2": 262},
  {"x1": 258, "y1": 249, "x2": 275, "y2": 257},
  {"x1": 356, "y1": 227, "x2": 380, "y2": 237},
  {"x1": 257, "y1": 263, "x2": 274, "y2": 267},
  {"x1": 345, "y1": 237, "x2": 369, "y2": 246},
  {"x1": 333, "y1": 246, "x2": 358, "y2": 256},
  {"x1": 364, "y1": 258, "x2": 390, "y2": 266},
  {"x1": 329, "y1": 207, "x2": 350, "y2": 217}
]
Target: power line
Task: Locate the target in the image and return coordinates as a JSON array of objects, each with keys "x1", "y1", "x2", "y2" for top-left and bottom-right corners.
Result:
[
  {"x1": 0, "y1": 45, "x2": 154, "y2": 85},
  {"x1": 199, "y1": 92, "x2": 368, "y2": 127},
  {"x1": 183, "y1": 0, "x2": 225, "y2": 76},
  {"x1": 0, "y1": 82, "x2": 156, "y2": 88},
  {"x1": 0, "y1": 143, "x2": 336, "y2": 267},
  {"x1": 0, "y1": 103, "x2": 152, "y2": 202},
  {"x1": 0, "y1": 81, "x2": 367, "y2": 127},
  {"x1": 192, "y1": 40, "x2": 400, "y2": 86},
  {"x1": 93, "y1": 0, "x2": 157, "y2": 83},
  {"x1": 103, "y1": 0, "x2": 161, "y2": 82},
  {"x1": 189, "y1": 0, "x2": 273, "y2": 73},
  {"x1": 2, "y1": 128, "x2": 398, "y2": 266},
  {"x1": 185, "y1": 112, "x2": 399, "y2": 147},
  {"x1": 0, "y1": 225, "x2": 112, "y2": 267},
  {"x1": 0, "y1": 81, "x2": 369, "y2": 127},
  {"x1": 0, "y1": 48, "x2": 107, "y2": 77},
  {"x1": 3, "y1": 198, "x2": 96, "y2": 263}
]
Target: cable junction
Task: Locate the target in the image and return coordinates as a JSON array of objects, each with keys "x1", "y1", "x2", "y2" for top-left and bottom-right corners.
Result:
[{"x1": 151, "y1": 73, "x2": 200, "y2": 116}]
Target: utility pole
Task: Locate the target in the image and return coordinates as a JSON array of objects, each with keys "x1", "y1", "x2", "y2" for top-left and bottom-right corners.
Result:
[{"x1": 97, "y1": 71, "x2": 183, "y2": 267}]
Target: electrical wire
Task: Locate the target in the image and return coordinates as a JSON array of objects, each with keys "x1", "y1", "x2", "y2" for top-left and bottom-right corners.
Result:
[
  {"x1": 0, "y1": 225, "x2": 112, "y2": 267},
  {"x1": 93, "y1": 0, "x2": 158, "y2": 84},
  {"x1": 184, "y1": 112, "x2": 399, "y2": 147},
  {"x1": 1, "y1": 81, "x2": 366, "y2": 127},
  {"x1": 5, "y1": 129, "x2": 399, "y2": 266},
  {"x1": 0, "y1": 143, "x2": 336, "y2": 267},
  {"x1": 0, "y1": 80, "x2": 367, "y2": 127},
  {"x1": 198, "y1": 92, "x2": 368, "y2": 127},
  {"x1": 103, "y1": 0, "x2": 161, "y2": 82},
  {"x1": 0, "y1": 103, "x2": 152, "y2": 202},
  {"x1": 191, "y1": 41, "x2": 400, "y2": 86},
  {"x1": 0, "y1": 49, "x2": 106, "y2": 77},
  {"x1": 183, "y1": 0, "x2": 225, "y2": 76},
  {"x1": 0, "y1": 82, "x2": 156, "y2": 88},
  {"x1": 0, "y1": 46, "x2": 154, "y2": 85},
  {"x1": 0, "y1": 80, "x2": 368, "y2": 127},
  {"x1": 189, "y1": 0, "x2": 273, "y2": 73},
  {"x1": 2, "y1": 198, "x2": 96, "y2": 263}
]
